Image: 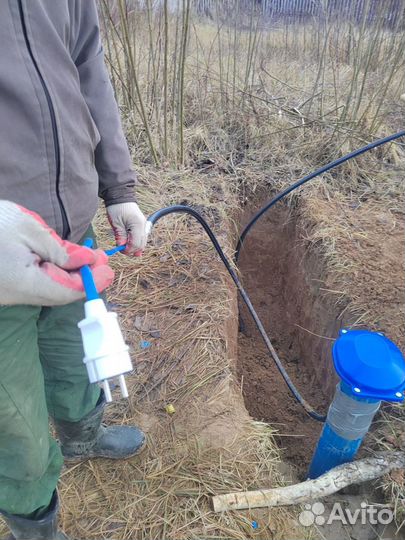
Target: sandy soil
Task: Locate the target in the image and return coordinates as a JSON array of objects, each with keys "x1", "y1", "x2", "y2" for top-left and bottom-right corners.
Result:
[{"x1": 237, "y1": 202, "x2": 341, "y2": 475}]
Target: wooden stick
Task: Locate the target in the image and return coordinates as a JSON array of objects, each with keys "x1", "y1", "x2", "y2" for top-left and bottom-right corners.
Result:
[{"x1": 211, "y1": 452, "x2": 405, "y2": 512}]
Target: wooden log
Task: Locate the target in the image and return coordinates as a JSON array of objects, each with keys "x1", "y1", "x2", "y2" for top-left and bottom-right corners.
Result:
[{"x1": 211, "y1": 452, "x2": 405, "y2": 513}]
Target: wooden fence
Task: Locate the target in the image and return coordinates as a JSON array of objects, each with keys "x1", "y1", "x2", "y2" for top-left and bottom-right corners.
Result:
[
  {"x1": 157, "y1": 0, "x2": 404, "y2": 26},
  {"x1": 113, "y1": 1, "x2": 404, "y2": 27}
]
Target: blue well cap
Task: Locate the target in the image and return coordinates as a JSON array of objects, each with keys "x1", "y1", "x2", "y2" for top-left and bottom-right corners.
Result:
[{"x1": 333, "y1": 329, "x2": 405, "y2": 402}]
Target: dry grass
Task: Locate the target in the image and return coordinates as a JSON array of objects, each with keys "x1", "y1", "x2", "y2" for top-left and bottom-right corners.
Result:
[
  {"x1": 0, "y1": 168, "x2": 303, "y2": 539},
  {"x1": 298, "y1": 178, "x2": 405, "y2": 531},
  {"x1": 301, "y1": 180, "x2": 405, "y2": 346},
  {"x1": 57, "y1": 168, "x2": 300, "y2": 539},
  {"x1": 372, "y1": 405, "x2": 405, "y2": 532},
  {"x1": 101, "y1": 2, "x2": 405, "y2": 165}
]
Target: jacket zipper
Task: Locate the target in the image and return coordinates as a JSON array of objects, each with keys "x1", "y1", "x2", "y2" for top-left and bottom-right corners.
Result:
[{"x1": 17, "y1": 0, "x2": 70, "y2": 238}]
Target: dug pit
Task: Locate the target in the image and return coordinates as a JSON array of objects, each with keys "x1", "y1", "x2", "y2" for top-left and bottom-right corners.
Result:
[
  {"x1": 237, "y1": 202, "x2": 342, "y2": 476},
  {"x1": 235, "y1": 197, "x2": 404, "y2": 540}
]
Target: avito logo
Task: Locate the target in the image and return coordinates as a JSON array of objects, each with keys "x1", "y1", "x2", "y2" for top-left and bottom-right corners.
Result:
[{"x1": 299, "y1": 501, "x2": 394, "y2": 527}]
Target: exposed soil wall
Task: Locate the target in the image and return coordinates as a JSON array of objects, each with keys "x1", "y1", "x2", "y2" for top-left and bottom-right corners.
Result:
[{"x1": 237, "y1": 202, "x2": 342, "y2": 475}]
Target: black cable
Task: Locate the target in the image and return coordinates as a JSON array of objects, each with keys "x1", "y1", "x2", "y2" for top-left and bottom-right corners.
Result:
[
  {"x1": 148, "y1": 206, "x2": 326, "y2": 422},
  {"x1": 235, "y1": 130, "x2": 405, "y2": 262},
  {"x1": 147, "y1": 131, "x2": 404, "y2": 423}
]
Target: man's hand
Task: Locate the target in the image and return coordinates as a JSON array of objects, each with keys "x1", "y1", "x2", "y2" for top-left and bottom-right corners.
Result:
[
  {"x1": 107, "y1": 202, "x2": 147, "y2": 256},
  {"x1": 0, "y1": 201, "x2": 114, "y2": 306}
]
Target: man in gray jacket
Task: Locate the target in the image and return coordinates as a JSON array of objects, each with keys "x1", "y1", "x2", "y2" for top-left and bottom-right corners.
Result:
[{"x1": 0, "y1": 1, "x2": 147, "y2": 538}]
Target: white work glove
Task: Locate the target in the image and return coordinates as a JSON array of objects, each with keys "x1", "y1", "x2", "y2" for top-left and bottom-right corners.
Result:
[
  {"x1": 0, "y1": 201, "x2": 114, "y2": 306},
  {"x1": 107, "y1": 202, "x2": 147, "y2": 256}
]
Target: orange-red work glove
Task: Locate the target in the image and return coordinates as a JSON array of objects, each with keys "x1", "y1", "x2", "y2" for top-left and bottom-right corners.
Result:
[{"x1": 0, "y1": 200, "x2": 114, "y2": 306}]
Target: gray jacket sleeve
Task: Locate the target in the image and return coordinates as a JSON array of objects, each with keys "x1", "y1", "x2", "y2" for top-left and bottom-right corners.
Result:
[{"x1": 68, "y1": 0, "x2": 136, "y2": 206}]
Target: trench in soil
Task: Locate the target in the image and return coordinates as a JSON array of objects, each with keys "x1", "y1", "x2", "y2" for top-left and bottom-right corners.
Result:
[
  {"x1": 237, "y1": 202, "x2": 341, "y2": 478},
  {"x1": 235, "y1": 200, "x2": 403, "y2": 540}
]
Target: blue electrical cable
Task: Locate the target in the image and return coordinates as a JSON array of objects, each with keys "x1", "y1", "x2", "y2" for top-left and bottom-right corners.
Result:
[
  {"x1": 105, "y1": 244, "x2": 126, "y2": 256},
  {"x1": 81, "y1": 243, "x2": 126, "y2": 300},
  {"x1": 80, "y1": 238, "x2": 100, "y2": 301}
]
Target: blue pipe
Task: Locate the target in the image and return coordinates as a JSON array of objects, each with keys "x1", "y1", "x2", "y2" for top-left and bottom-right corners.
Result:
[{"x1": 308, "y1": 329, "x2": 405, "y2": 478}]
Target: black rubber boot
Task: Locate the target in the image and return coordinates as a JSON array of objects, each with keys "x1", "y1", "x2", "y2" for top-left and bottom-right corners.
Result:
[
  {"x1": 1, "y1": 492, "x2": 69, "y2": 540},
  {"x1": 54, "y1": 392, "x2": 145, "y2": 461}
]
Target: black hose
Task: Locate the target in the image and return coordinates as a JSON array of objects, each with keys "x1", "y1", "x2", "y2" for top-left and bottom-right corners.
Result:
[
  {"x1": 235, "y1": 130, "x2": 405, "y2": 262},
  {"x1": 147, "y1": 130, "x2": 404, "y2": 423},
  {"x1": 148, "y1": 206, "x2": 326, "y2": 422}
]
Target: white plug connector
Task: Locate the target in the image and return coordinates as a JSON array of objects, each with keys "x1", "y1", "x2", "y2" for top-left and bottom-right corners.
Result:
[{"x1": 78, "y1": 298, "x2": 133, "y2": 402}]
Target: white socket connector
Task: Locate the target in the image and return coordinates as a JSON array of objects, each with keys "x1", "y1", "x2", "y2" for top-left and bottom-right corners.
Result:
[{"x1": 78, "y1": 298, "x2": 133, "y2": 402}]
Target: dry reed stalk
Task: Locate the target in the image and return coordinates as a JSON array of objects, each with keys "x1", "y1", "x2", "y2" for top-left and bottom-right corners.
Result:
[
  {"x1": 117, "y1": 0, "x2": 159, "y2": 165},
  {"x1": 178, "y1": 0, "x2": 191, "y2": 165},
  {"x1": 163, "y1": 0, "x2": 169, "y2": 157}
]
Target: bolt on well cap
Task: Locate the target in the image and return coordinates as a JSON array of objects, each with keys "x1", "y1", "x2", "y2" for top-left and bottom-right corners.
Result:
[{"x1": 333, "y1": 329, "x2": 405, "y2": 402}]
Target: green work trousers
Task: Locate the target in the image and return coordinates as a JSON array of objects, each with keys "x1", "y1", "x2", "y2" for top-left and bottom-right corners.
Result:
[{"x1": 0, "y1": 233, "x2": 100, "y2": 515}]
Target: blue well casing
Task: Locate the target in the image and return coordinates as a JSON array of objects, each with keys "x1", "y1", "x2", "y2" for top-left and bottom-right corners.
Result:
[{"x1": 308, "y1": 329, "x2": 405, "y2": 479}]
